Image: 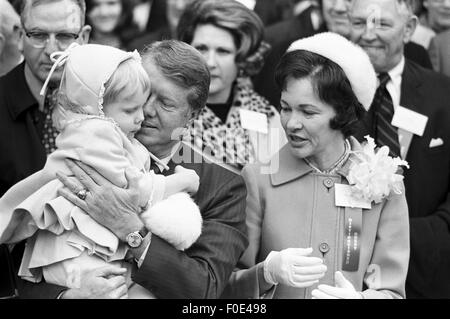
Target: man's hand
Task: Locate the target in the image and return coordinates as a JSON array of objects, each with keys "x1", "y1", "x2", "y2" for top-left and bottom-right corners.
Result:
[
  {"x1": 61, "y1": 266, "x2": 128, "y2": 299},
  {"x1": 56, "y1": 160, "x2": 144, "y2": 241},
  {"x1": 311, "y1": 271, "x2": 363, "y2": 299}
]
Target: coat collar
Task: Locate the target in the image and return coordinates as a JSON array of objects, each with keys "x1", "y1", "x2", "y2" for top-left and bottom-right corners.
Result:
[
  {"x1": 270, "y1": 137, "x2": 363, "y2": 186},
  {"x1": 270, "y1": 144, "x2": 313, "y2": 186}
]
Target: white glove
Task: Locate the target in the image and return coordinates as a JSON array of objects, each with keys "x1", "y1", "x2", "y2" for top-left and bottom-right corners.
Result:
[
  {"x1": 263, "y1": 247, "x2": 327, "y2": 288},
  {"x1": 311, "y1": 271, "x2": 363, "y2": 299}
]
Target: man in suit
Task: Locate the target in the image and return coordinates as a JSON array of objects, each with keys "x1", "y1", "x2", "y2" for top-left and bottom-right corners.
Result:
[
  {"x1": 349, "y1": 0, "x2": 450, "y2": 298},
  {"x1": 0, "y1": 0, "x2": 91, "y2": 298},
  {"x1": 43, "y1": 40, "x2": 248, "y2": 299},
  {"x1": 0, "y1": 0, "x2": 91, "y2": 196},
  {"x1": 429, "y1": 29, "x2": 450, "y2": 77}
]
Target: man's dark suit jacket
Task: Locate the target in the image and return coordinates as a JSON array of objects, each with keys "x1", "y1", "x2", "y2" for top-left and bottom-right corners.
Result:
[
  {"x1": 132, "y1": 144, "x2": 248, "y2": 298},
  {"x1": 0, "y1": 62, "x2": 47, "y2": 197},
  {"x1": 0, "y1": 62, "x2": 65, "y2": 298},
  {"x1": 355, "y1": 59, "x2": 450, "y2": 298}
]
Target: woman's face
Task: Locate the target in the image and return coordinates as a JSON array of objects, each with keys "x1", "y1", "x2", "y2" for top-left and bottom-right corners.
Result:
[
  {"x1": 280, "y1": 77, "x2": 344, "y2": 163},
  {"x1": 88, "y1": 0, "x2": 122, "y2": 34},
  {"x1": 191, "y1": 23, "x2": 239, "y2": 104}
]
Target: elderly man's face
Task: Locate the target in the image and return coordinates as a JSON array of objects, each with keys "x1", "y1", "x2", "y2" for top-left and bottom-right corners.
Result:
[
  {"x1": 136, "y1": 58, "x2": 195, "y2": 158},
  {"x1": 322, "y1": 0, "x2": 352, "y2": 38},
  {"x1": 19, "y1": 0, "x2": 90, "y2": 84},
  {"x1": 349, "y1": 0, "x2": 417, "y2": 73}
]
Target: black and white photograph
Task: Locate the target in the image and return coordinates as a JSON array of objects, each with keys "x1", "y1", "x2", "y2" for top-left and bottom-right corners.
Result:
[{"x1": 1, "y1": 0, "x2": 450, "y2": 313}]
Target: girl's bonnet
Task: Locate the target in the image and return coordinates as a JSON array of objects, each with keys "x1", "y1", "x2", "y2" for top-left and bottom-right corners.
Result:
[{"x1": 40, "y1": 43, "x2": 142, "y2": 122}]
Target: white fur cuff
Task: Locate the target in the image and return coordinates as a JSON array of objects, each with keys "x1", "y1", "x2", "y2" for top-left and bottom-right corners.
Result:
[{"x1": 139, "y1": 192, "x2": 202, "y2": 251}]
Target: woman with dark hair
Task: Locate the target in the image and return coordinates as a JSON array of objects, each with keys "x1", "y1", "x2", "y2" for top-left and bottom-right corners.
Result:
[
  {"x1": 177, "y1": 0, "x2": 287, "y2": 172},
  {"x1": 86, "y1": 0, "x2": 140, "y2": 49},
  {"x1": 222, "y1": 32, "x2": 410, "y2": 299}
]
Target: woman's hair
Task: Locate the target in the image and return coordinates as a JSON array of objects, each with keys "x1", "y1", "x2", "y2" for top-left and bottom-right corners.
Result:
[
  {"x1": 103, "y1": 58, "x2": 151, "y2": 106},
  {"x1": 275, "y1": 50, "x2": 365, "y2": 137},
  {"x1": 85, "y1": 0, "x2": 139, "y2": 47},
  {"x1": 177, "y1": 0, "x2": 270, "y2": 77}
]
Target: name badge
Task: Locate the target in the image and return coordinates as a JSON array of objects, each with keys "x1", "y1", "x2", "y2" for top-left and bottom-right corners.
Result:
[
  {"x1": 335, "y1": 184, "x2": 371, "y2": 209},
  {"x1": 239, "y1": 109, "x2": 268, "y2": 134},
  {"x1": 391, "y1": 105, "x2": 428, "y2": 137}
]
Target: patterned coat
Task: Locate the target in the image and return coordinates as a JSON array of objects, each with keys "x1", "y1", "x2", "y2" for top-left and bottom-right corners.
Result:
[{"x1": 185, "y1": 78, "x2": 287, "y2": 173}]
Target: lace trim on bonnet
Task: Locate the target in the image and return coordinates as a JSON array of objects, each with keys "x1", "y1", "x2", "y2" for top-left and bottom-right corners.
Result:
[{"x1": 40, "y1": 42, "x2": 142, "y2": 117}]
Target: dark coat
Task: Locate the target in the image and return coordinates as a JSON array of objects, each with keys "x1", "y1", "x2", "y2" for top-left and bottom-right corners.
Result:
[
  {"x1": 132, "y1": 144, "x2": 248, "y2": 298},
  {"x1": 0, "y1": 62, "x2": 46, "y2": 197},
  {"x1": 0, "y1": 62, "x2": 64, "y2": 299}
]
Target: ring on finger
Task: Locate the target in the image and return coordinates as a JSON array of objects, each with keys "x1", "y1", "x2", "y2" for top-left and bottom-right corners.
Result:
[{"x1": 76, "y1": 188, "x2": 89, "y2": 200}]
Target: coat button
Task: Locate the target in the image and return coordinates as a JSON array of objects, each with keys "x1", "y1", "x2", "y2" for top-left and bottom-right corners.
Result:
[
  {"x1": 323, "y1": 178, "x2": 334, "y2": 188},
  {"x1": 319, "y1": 242, "x2": 330, "y2": 253}
]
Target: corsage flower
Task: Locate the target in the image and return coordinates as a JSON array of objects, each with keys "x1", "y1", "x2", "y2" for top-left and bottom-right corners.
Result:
[{"x1": 347, "y1": 136, "x2": 409, "y2": 204}]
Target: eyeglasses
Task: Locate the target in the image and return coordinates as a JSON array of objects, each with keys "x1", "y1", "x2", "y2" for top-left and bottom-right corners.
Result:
[{"x1": 24, "y1": 29, "x2": 82, "y2": 49}]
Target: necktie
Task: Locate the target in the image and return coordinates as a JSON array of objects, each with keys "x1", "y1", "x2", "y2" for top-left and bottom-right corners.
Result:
[
  {"x1": 41, "y1": 88, "x2": 59, "y2": 155},
  {"x1": 372, "y1": 73, "x2": 400, "y2": 158},
  {"x1": 150, "y1": 161, "x2": 161, "y2": 174}
]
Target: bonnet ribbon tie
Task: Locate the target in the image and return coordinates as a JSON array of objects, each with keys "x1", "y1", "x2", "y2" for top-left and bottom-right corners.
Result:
[{"x1": 40, "y1": 42, "x2": 80, "y2": 96}]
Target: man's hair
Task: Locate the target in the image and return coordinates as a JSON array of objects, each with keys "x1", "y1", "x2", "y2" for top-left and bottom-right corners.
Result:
[
  {"x1": 0, "y1": 0, "x2": 20, "y2": 36},
  {"x1": 103, "y1": 58, "x2": 151, "y2": 107},
  {"x1": 177, "y1": 0, "x2": 269, "y2": 76},
  {"x1": 20, "y1": 0, "x2": 86, "y2": 27},
  {"x1": 397, "y1": 0, "x2": 415, "y2": 13},
  {"x1": 141, "y1": 40, "x2": 210, "y2": 113},
  {"x1": 275, "y1": 50, "x2": 365, "y2": 138}
]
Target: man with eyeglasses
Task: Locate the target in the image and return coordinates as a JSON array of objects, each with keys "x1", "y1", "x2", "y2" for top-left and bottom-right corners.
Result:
[{"x1": 0, "y1": 0, "x2": 94, "y2": 299}]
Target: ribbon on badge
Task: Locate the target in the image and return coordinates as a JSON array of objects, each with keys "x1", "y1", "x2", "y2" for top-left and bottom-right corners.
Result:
[{"x1": 342, "y1": 207, "x2": 362, "y2": 272}]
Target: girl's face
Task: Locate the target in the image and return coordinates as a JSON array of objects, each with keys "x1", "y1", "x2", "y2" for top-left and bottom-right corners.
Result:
[
  {"x1": 103, "y1": 85, "x2": 148, "y2": 138},
  {"x1": 191, "y1": 23, "x2": 239, "y2": 104},
  {"x1": 88, "y1": 0, "x2": 122, "y2": 34},
  {"x1": 280, "y1": 77, "x2": 344, "y2": 166}
]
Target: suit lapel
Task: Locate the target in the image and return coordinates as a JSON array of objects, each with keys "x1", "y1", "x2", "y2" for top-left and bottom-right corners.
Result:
[
  {"x1": 400, "y1": 60, "x2": 431, "y2": 161},
  {"x1": 400, "y1": 60, "x2": 424, "y2": 114}
]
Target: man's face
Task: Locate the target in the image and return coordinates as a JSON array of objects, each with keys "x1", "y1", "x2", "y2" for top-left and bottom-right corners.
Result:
[
  {"x1": 424, "y1": 0, "x2": 450, "y2": 32},
  {"x1": 322, "y1": 0, "x2": 352, "y2": 38},
  {"x1": 19, "y1": 0, "x2": 90, "y2": 84},
  {"x1": 136, "y1": 58, "x2": 196, "y2": 157},
  {"x1": 349, "y1": 0, "x2": 417, "y2": 73}
]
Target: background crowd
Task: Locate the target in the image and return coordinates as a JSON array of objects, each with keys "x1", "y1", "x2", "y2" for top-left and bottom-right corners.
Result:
[{"x1": 1, "y1": 0, "x2": 450, "y2": 299}]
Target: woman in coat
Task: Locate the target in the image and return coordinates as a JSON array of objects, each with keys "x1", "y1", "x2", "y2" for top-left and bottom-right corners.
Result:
[
  {"x1": 222, "y1": 32, "x2": 410, "y2": 299},
  {"x1": 177, "y1": 0, "x2": 287, "y2": 173}
]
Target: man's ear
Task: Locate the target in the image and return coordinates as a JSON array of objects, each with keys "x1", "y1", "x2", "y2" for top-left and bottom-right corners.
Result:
[
  {"x1": 79, "y1": 25, "x2": 92, "y2": 44},
  {"x1": 403, "y1": 14, "x2": 418, "y2": 43}
]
